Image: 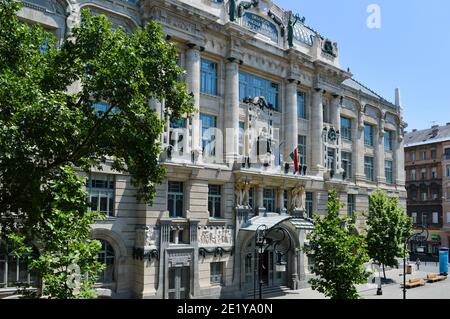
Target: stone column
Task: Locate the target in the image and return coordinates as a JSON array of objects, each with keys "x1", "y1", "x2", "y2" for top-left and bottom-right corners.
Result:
[
  {"x1": 186, "y1": 43, "x2": 202, "y2": 162},
  {"x1": 354, "y1": 111, "x2": 365, "y2": 181},
  {"x1": 224, "y1": 58, "x2": 240, "y2": 165},
  {"x1": 277, "y1": 188, "x2": 285, "y2": 214},
  {"x1": 330, "y1": 94, "x2": 342, "y2": 176},
  {"x1": 395, "y1": 131, "x2": 406, "y2": 186},
  {"x1": 310, "y1": 89, "x2": 324, "y2": 175},
  {"x1": 377, "y1": 125, "x2": 386, "y2": 183},
  {"x1": 284, "y1": 80, "x2": 298, "y2": 164},
  {"x1": 257, "y1": 185, "x2": 265, "y2": 215}
]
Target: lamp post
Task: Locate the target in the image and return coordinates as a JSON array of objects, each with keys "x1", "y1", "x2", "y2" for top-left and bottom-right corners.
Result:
[
  {"x1": 254, "y1": 224, "x2": 293, "y2": 299},
  {"x1": 403, "y1": 224, "x2": 428, "y2": 300}
]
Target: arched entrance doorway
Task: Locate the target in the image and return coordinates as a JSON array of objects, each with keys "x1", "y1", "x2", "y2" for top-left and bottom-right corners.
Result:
[{"x1": 243, "y1": 228, "x2": 292, "y2": 293}]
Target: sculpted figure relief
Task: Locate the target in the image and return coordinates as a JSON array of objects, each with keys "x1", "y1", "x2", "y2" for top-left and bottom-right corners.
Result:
[
  {"x1": 290, "y1": 185, "x2": 306, "y2": 210},
  {"x1": 235, "y1": 180, "x2": 251, "y2": 207}
]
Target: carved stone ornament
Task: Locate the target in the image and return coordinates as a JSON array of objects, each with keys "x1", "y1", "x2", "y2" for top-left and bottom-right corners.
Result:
[
  {"x1": 135, "y1": 225, "x2": 160, "y2": 248},
  {"x1": 290, "y1": 185, "x2": 306, "y2": 210},
  {"x1": 198, "y1": 226, "x2": 233, "y2": 247}
]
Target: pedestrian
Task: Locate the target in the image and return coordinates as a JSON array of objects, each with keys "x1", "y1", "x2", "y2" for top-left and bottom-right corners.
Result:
[{"x1": 416, "y1": 258, "x2": 421, "y2": 271}]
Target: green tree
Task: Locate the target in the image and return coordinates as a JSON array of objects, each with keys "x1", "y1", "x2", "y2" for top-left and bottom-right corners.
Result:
[
  {"x1": 366, "y1": 190, "x2": 412, "y2": 279},
  {"x1": 305, "y1": 190, "x2": 370, "y2": 299},
  {"x1": 0, "y1": 1, "x2": 193, "y2": 298}
]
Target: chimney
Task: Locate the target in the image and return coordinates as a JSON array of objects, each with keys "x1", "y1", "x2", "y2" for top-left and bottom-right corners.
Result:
[
  {"x1": 412, "y1": 129, "x2": 417, "y2": 132},
  {"x1": 432, "y1": 125, "x2": 439, "y2": 130},
  {"x1": 395, "y1": 88, "x2": 402, "y2": 107}
]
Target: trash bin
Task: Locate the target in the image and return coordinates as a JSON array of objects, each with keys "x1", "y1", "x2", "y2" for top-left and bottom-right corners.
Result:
[
  {"x1": 439, "y1": 248, "x2": 449, "y2": 275},
  {"x1": 406, "y1": 264, "x2": 413, "y2": 274}
]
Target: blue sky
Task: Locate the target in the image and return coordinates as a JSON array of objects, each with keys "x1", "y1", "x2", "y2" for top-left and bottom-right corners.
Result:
[{"x1": 276, "y1": 0, "x2": 450, "y2": 131}]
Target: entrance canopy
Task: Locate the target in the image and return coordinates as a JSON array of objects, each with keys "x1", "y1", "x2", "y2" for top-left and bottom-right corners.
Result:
[{"x1": 240, "y1": 213, "x2": 293, "y2": 232}]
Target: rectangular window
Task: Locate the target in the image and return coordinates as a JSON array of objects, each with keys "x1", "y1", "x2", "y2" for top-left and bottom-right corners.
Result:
[
  {"x1": 412, "y1": 212, "x2": 417, "y2": 224},
  {"x1": 385, "y1": 160, "x2": 393, "y2": 184},
  {"x1": 410, "y1": 170, "x2": 416, "y2": 181},
  {"x1": 347, "y1": 194, "x2": 355, "y2": 218},
  {"x1": 447, "y1": 212, "x2": 450, "y2": 224},
  {"x1": 422, "y1": 213, "x2": 428, "y2": 227},
  {"x1": 168, "y1": 181, "x2": 184, "y2": 218},
  {"x1": 421, "y1": 192, "x2": 427, "y2": 201},
  {"x1": 446, "y1": 165, "x2": 450, "y2": 177},
  {"x1": 297, "y1": 92, "x2": 306, "y2": 119},
  {"x1": 239, "y1": 71, "x2": 279, "y2": 111},
  {"x1": 420, "y1": 150, "x2": 427, "y2": 160},
  {"x1": 431, "y1": 149, "x2": 437, "y2": 159},
  {"x1": 341, "y1": 152, "x2": 352, "y2": 180},
  {"x1": 410, "y1": 151, "x2": 416, "y2": 162},
  {"x1": 200, "y1": 59, "x2": 218, "y2": 95},
  {"x1": 340, "y1": 117, "x2": 352, "y2": 141},
  {"x1": 421, "y1": 170, "x2": 427, "y2": 180},
  {"x1": 210, "y1": 262, "x2": 224, "y2": 285},
  {"x1": 447, "y1": 187, "x2": 450, "y2": 200},
  {"x1": 384, "y1": 131, "x2": 393, "y2": 151},
  {"x1": 239, "y1": 121, "x2": 245, "y2": 156},
  {"x1": 432, "y1": 168, "x2": 437, "y2": 179},
  {"x1": 445, "y1": 148, "x2": 450, "y2": 160},
  {"x1": 298, "y1": 135, "x2": 307, "y2": 165},
  {"x1": 364, "y1": 156, "x2": 374, "y2": 181},
  {"x1": 208, "y1": 185, "x2": 222, "y2": 218},
  {"x1": 263, "y1": 188, "x2": 275, "y2": 212},
  {"x1": 200, "y1": 113, "x2": 217, "y2": 157},
  {"x1": 283, "y1": 190, "x2": 288, "y2": 210},
  {"x1": 87, "y1": 174, "x2": 115, "y2": 217},
  {"x1": 305, "y1": 192, "x2": 313, "y2": 218},
  {"x1": 364, "y1": 124, "x2": 373, "y2": 146},
  {"x1": 432, "y1": 212, "x2": 439, "y2": 224}
]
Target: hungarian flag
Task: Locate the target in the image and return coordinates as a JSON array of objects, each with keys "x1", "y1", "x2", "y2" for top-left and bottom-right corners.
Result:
[{"x1": 290, "y1": 147, "x2": 299, "y2": 174}]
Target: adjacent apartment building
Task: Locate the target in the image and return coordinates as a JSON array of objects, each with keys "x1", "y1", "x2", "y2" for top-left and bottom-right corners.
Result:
[
  {"x1": 2, "y1": 0, "x2": 407, "y2": 299},
  {"x1": 405, "y1": 124, "x2": 450, "y2": 257}
]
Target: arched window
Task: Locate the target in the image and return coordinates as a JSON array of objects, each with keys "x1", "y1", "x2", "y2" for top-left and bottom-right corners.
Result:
[
  {"x1": 0, "y1": 241, "x2": 37, "y2": 288},
  {"x1": 96, "y1": 239, "x2": 115, "y2": 284}
]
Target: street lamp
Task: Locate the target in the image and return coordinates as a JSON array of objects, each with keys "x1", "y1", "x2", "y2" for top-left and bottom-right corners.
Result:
[
  {"x1": 403, "y1": 224, "x2": 428, "y2": 300},
  {"x1": 254, "y1": 225, "x2": 293, "y2": 299}
]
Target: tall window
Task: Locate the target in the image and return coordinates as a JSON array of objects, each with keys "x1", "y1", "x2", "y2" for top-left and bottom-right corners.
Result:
[
  {"x1": 0, "y1": 241, "x2": 37, "y2": 289},
  {"x1": 364, "y1": 124, "x2": 374, "y2": 146},
  {"x1": 200, "y1": 59, "x2": 218, "y2": 95},
  {"x1": 341, "y1": 151, "x2": 352, "y2": 180},
  {"x1": 297, "y1": 92, "x2": 306, "y2": 119},
  {"x1": 168, "y1": 181, "x2": 184, "y2": 218},
  {"x1": 410, "y1": 151, "x2": 416, "y2": 161},
  {"x1": 420, "y1": 150, "x2": 427, "y2": 160},
  {"x1": 210, "y1": 262, "x2": 224, "y2": 285},
  {"x1": 298, "y1": 135, "x2": 307, "y2": 165},
  {"x1": 385, "y1": 160, "x2": 393, "y2": 184},
  {"x1": 364, "y1": 156, "x2": 374, "y2": 181},
  {"x1": 446, "y1": 165, "x2": 450, "y2": 177},
  {"x1": 239, "y1": 121, "x2": 245, "y2": 156},
  {"x1": 445, "y1": 148, "x2": 450, "y2": 160},
  {"x1": 208, "y1": 185, "x2": 222, "y2": 218},
  {"x1": 422, "y1": 213, "x2": 428, "y2": 227},
  {"x1": 97, "y1": 239, "x2": 115, "y2": 284},
  {"x1": 305, "y1": 192, "x2": 313, "y2": 218},
  {"x1": 283, "y1": 190, "x2": 288, "y2": 210},
  {"x1": 431, "y1": 149, "x2": 437, "y2": 159},
  {"x1": 421, "y1": 169, "x2": 427, "y2": 180},
  {"x1": 410, "y1": 170, "x2": 416, "y2": 181},
  {"x1": 347, "y1": 194, "x2": 355, "y2": 218},
  {"x1": 340, "y1": 117, "x2": 352, "y2": 141},
  {"x1": 87, "y1": 174, "x2": 115, "y2": 217},
  {"x1": 384, "y1": 131, "x2": 393, "y2": 151},
  {"x1": 239, "y1": 71, "x2": 279, "y2": 111},
  {"x1": 432, "y1": 168, "x2": 437, "y2": 179},
  {"x1": 263, "y1": 188, "x2": 275, "y2": 212},
  {"x1": 200, "y1": 114, "x2": 217, "y2": 157},
  {"x1": 432, "y1": 212, "x2": 439, "y2": 224},
  {"x1": 411, "y1": 212, "x2": 417, "y2": 224}
]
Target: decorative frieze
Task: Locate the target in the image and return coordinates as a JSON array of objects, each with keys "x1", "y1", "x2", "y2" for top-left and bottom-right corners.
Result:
[
  {"x1": 135, "y1": 225, "x2": 160, "y2": 248},
  {"x1": 198, "y1": 226, "x2": 233, "y2": 246}
]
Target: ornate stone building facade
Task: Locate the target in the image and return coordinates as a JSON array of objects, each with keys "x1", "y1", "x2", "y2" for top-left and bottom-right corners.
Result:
[{"x1": 8, "y1": 0, "x2": 407, "y2": 299}]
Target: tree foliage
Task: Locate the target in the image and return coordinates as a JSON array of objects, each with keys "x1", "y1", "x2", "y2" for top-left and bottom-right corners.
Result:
[
  {"x1": 0, "y1": 0, "x2": 193, "y2": 298},
  {"x1": 305, "y1": 190, "x2": 370, "y2": 299},
  {"x1": 366, "y1": 190, "x2": 412, "y2": 278}
]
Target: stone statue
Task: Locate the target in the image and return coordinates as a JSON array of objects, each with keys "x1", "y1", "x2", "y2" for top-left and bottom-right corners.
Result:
[
  {"x1": 235, "y1": 183, "x2": 244, "y2": 206},
  {"x1": 242, "y1": 181, "x2": 251, "y2": 207},
  {"x1": 287, "y1": 13, "x2": 300, "y2": 48},
  {"x1": 290, "y1": 185, "x2": 306, "y2": 210}
]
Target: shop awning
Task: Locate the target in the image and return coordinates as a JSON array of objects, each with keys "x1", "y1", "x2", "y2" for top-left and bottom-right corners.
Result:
[{"x1": 240, "y1": 214, "x2": 292, "y2": 232}]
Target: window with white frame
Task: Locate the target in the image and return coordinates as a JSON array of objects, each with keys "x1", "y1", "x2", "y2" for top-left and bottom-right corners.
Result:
[
  {"x1": 210, "y1": 262, "x2": 224, "y2": 285},
  {"x1": 347, "y1": 194, "x2": 355, "y2": 218},
  {"x1": 87, "y1": 174, "x2": 115, "y2": 217},
  {"x1": 342, "y1": 152, "x2": 352, "y2": 180},
  {"x1": 432, "y1": 212, "x2": 439, "y2": 224},
  {"x1": 298, "y1": 135, "x2": 307, "y2": 165},
  {"x1": 168, "y1": 181, "x2": 184, "y2": 218},
  {"x1": 96, "y1": 239, "x2": 115, "y2": 284},
  {"x1": 0, "y1": 241, "x2": 37, "y2": 289},
  {"x1": 384, "y1": 131, "x2": 393, "y2": 151},
  {"x1": 410, "y1": 151, "x2": 416, "y2": 162},
  {"x1": 340, "y1": 117, "x2": 352, "y2": 141},
  {"x1": 200, "y1": 59, "x2": 218, "y2": 96},
  {"x1": 410, "y1": 170, "x2": 416, "y2": 181},
  {"x1": 297, "y1": 92, "x2": 306, "y2": 119},
  {"x1": 364, "y1": 156, "x2": 374, "y2": 181},
  {"x1": 411, "y1": 212, "x2": 417, "y2": 224},
  {"x1": 263, "y1": 188, "x2": 275, "y2": 212},
  {"x1": 208, "y1": 185, "x2": 222, "y2": 218},
  {"x1": 200, "y1": 113, "x2": 217, "y2": 158},
  {"x1": 306, "y1": 192, "x2": 313, "y2": 218},
  {"x1": 421, "y1": 192, "x2": 427, "y2": 201},
  {"x1": 364, "y1": 124, "x2": 374, "y2": 146},
  {"x1": 385, "y1": 160, "x2": 393, "y2": 184},
  {"x1": 422, "y1": 213, "x2": 428, "y2": 226},
  {"x1": 420, "y1": 150, "x2": 427, "y2": 160}
]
